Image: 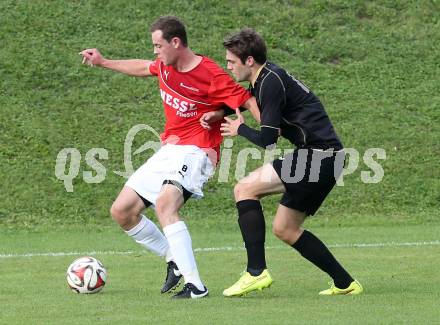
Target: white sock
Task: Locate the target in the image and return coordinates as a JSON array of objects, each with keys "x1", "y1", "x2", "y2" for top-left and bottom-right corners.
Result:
[
  {"x1": 125, "y1": 215, "x2": 170, "y2": 258},
  {"x1": 163, "y1": 221, "x2": 204, "y2": 290}
]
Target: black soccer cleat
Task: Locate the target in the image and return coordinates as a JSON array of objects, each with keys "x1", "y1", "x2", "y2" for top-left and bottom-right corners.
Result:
[
  {"x1": 172, "y1": 283, "x2": 209, "y2": 299},
  {"x1": 161, "y1": 261, "x2": 182, "y2": 293}
]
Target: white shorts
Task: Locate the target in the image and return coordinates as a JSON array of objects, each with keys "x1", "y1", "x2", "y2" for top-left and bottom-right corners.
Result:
[{"x1": 125, "y1": 144, "x2": 215, "y2": 206}]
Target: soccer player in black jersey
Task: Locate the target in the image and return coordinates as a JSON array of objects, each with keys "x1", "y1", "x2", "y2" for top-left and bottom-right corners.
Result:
[{"x1": 220, "y1": 28, "x2": 363, "y2": 296}]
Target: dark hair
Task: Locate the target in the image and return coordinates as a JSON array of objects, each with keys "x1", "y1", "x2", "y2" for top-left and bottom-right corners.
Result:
[
  {"x1": 150, "y1": 16, "x2": 188, "y2": 47},
  {"x1": 223, "y1": 28, "x2": 267, "y2": 64}
]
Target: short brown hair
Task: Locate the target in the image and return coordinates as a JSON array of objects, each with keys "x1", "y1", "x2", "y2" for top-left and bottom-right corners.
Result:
[
  {"x1": 223, "y1": 28, "x2": 267, "y2": 64},
  {"x1": 150, "y1": 16, "x2": 188, "y2": 47}
]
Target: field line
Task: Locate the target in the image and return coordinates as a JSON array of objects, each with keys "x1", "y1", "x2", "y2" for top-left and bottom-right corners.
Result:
[{"x1": 0, "y1": 240, "x2": 439, "y2": 259}]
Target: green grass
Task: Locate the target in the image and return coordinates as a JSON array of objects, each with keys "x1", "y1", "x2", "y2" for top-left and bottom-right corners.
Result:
[
  {"x1": 1, "y1": 224, "x2": 440, "y2": 324},
  {"x1": 1, "y1": 0, "x2": 439, "y2": 231},
  {"x1": 1, "y1": 0, "x2": 440, "y2": 323}
]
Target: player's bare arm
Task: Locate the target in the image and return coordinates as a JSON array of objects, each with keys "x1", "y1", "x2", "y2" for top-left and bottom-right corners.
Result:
[
  {"x1": 79, "y1": 48, "x2": 153, "y2": 77},
  {"x1": 241, "y1": 96, "x2": 261, "y2": 123}
]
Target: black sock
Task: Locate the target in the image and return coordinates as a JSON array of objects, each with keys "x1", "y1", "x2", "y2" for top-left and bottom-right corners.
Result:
[
  {"x1": 236, "y1": 200, "x2": 266, "y2": 276},
  {"x1": 292, "y1": 230, "x2": 353, "y2": 288}
]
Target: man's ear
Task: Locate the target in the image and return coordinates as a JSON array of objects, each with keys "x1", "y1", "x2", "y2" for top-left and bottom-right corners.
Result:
[
  {"x1": 171, "y1": 37, "x2": 180, "y2": 48},
  {"x1": 246, "y1": 56, "x2": 255, "y2": 67}
]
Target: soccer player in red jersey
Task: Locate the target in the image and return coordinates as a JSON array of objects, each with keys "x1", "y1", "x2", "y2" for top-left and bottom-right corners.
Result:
[{"x1": 80, "y1": 16, "x2": 259, "y2": 299}]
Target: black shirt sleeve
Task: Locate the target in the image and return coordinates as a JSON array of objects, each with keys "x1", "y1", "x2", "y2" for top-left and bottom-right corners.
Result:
[
  {"x1": 237, "y1": 124, "x2": 279, "y2": 148},
  {"x1": 259, "y1": 73, "x2": 285, "y2": 128},
  {"x1": 236, "y1": 72, "x2": 285, "y2": 148},
  {"x1": 223, "y1": 106, "x2": 246, "y2": 116}
]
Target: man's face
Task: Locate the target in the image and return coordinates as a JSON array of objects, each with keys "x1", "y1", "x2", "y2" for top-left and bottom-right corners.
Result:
[
  {"x1": 226, "y1": 50, "x2": 251, "y2": 82},
  {"x1": 151, "y1": 30, "x2": 177, "y2": 66}
]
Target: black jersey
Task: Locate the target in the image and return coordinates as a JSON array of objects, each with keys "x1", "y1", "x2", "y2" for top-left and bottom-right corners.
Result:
[{"x1": 241, "y1": 61, "x2": 343, "y2": 150}]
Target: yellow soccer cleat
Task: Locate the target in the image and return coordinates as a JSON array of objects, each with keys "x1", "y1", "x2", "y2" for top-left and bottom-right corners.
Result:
[
  {"x1": 319, "y1": 279, "x2": 363, "y2": 296},
  {"x1": 223, "y1": 269, "x2": 273, "y2": 297}
]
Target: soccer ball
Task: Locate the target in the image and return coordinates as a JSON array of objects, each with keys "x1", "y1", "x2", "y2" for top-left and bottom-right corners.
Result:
[{"x1": 66, "y1": 256, "x2": 107, "y2": 294}]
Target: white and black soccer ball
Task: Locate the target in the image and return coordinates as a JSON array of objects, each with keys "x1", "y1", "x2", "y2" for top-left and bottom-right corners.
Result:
[{"x1": 66, "y1": 256, "x2": 107, "y2": 294}]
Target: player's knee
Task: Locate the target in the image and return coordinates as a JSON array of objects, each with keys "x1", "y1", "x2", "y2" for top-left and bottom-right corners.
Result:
[
  {"x1": 233, "y1": 183, "x2": 241, "y2": 200},
  {"x1": 110, "y1": 202, "x2": 130, "y2": 226},
  {"x1": 109, "y1": 203, "x2": 119, "y2": 220},
  {"x1": 155, "y1": 203, "x2": 179, "y2": 227},
  {"x1": 234, "y1": 182, "x2": 253, "y2": 201},
  {"x1": 272, "y1": 222, "x2": 302, "y2": 244},
  {"x1": 155, "y1": 196, "x2": 178, "y2": 220},
  {"x1": 272, "y1": 222, "x2": 300, "y2": 242},
  {"x1": 272, "y1": 223, "x2": 288, "y2": 241}
]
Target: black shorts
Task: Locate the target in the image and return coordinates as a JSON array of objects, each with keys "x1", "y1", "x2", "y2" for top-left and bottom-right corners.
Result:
[{"x1": 272, "y1": 148, "x2": 345, "y2": 216}]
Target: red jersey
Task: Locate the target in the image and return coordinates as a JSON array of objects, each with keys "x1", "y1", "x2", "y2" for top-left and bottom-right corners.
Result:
[{"x1": 149, "y1": 56, "x2": 251, "y2": 151}]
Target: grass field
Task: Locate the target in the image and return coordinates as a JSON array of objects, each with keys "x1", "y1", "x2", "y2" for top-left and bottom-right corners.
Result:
[
  {"x1": 2, "y1": 225, "x2": 440, "y2": 324},
  {"x1": 1, "y1": 0, "x2": 439, "y2": 324}
]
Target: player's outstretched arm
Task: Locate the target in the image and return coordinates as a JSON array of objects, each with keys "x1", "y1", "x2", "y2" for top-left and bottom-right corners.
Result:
[{"x1": 79, "y1": 48, "x2": 153, "y2": 77}]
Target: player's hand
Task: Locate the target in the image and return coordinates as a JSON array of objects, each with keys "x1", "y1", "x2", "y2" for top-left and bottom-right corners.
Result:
[
  {"x1": 79, "y1": 48, "x2": 105, "y2": 67},
  {"x1": 220, "y1": 109, "x2": 244, "y2": 137},
  {"x1": 200, "y1": 110, "x2": 225, "y2": 130}
]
